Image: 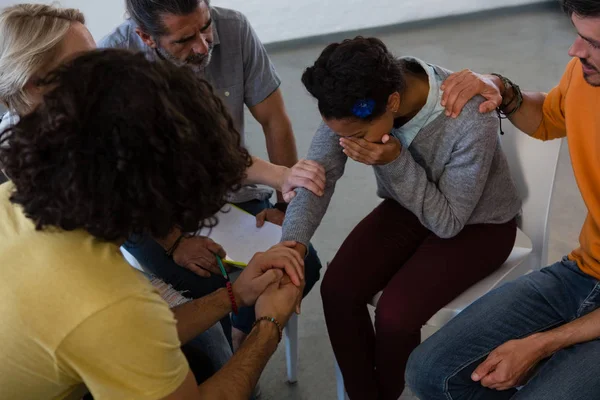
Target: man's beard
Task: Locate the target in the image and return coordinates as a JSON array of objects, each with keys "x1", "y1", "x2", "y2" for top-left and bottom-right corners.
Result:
[
  {"x1": 156, "y1": 45, "x2": 214, "y2": 73},
  {"x1": 581, "y1": 58, "x2": 600, "y2": 87}
]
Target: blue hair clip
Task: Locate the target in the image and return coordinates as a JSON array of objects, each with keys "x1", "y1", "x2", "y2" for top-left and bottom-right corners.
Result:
[{"x1": 352, "y1": 99, "x2": 375, "y2": 119}]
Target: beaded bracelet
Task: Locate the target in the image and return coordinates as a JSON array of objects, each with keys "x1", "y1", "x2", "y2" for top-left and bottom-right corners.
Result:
[
  {"x1": 252, "y1": 316, "x2": 283, "y2": 343},
  {"x1": 225, "y1": 281, "x2": 238, "y2": 314}
]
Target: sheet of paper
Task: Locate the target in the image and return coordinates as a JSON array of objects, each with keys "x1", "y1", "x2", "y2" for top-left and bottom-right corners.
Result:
[{"x1": 197, "y1": 204, "x2": 282, "y2": 266}]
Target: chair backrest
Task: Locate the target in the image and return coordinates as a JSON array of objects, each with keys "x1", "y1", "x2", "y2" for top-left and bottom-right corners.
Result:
[{"x1": 499, "y1": 123, "x2": 563, "y2": 269}]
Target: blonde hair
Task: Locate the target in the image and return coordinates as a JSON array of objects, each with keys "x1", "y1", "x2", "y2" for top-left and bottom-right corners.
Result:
[{"x1": 0, "y1": 4, "x2": 84, "y2": 114}]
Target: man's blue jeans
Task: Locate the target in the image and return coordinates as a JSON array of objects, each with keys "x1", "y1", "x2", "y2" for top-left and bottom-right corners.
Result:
[
  {"x1": 406, "y1": 257, "x2": 600, "y2": 400},
  {"x1": 125, "y1": 199, "x2": 322, "y2": 337}
]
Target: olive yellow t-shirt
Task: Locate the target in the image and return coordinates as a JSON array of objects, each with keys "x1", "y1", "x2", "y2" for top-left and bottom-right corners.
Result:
[{"x1": 0, "y1": 183, "x2": 189, "y2": 399}]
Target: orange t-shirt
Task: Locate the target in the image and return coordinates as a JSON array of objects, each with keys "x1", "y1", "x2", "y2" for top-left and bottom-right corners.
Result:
[{"x1": 533, "y1": 58, "x2": 600, "y2": 280}]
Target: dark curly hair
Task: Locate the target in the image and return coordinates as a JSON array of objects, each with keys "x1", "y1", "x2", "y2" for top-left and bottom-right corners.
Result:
[
  {"x1": 301, "y1": 36, "x2": 406, "y2": 122},
  {"x1": 562, "y1": 0, "x2": 600, "y2": 17},
  {"x1": 0, "y1": 49, "x2": 251, "y2": 241}
]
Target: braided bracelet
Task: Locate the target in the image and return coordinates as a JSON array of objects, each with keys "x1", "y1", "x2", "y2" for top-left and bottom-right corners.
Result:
[
  {"x1": 165, "y1": 233, "x2": 186, "y2": 258},
  {"x1": 491, "y1": 73, "x2": 523, "y2": 117},
  {"x1": 252, "y1": 316, "x2": 283, "y2": 343}
]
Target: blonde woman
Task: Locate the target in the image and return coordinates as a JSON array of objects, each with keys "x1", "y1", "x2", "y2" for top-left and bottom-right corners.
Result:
[{"x1": 0, "y1": 4, "x2": 93, "y2": 186}]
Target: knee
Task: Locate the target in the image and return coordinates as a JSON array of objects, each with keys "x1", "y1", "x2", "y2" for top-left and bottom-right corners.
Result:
[
  {"x1": 320, "y1": 262, "x2": 358, "y2": 310},
  {"x1": 320, "y1": 267, "x2": 340, "y2": 308},
  {"x1": 405, "y1": 338, "x2": 448, "y2": 399},
  {"x1": 375, "y1": 295, "x2": 422, "y2": 336}
]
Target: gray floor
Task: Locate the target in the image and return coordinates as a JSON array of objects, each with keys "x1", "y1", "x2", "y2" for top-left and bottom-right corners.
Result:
[{"x1": 242, "y1": 6, "x2": 588, "y2": 400}]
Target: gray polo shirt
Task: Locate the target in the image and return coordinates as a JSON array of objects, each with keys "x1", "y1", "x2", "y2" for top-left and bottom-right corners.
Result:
[{"x1": 99, "y1": 7, "x2": 281, "y2": 203}]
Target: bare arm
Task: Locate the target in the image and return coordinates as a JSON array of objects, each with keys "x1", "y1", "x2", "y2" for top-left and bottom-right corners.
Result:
[
  {"x1": 163, "y1": 251, "x2": 304, "y2": 400},
  {"x1": 198, "y1": 321, "x2": 279, "y2": 398},
  {"x1": 250, "y1": 89, "x2": 298, "y2": 203},
  {"x1": 171, "y1": 288, "x2": 232, "y2": 344},
  {"x1": 440, "y1": 71, "x2": 547, "y2": 135},
  {"x1": 537, "y1": 307, "x2": 600, "y2": 357},
  {"x1": 163, "y1": 322, "x2": 279, "y2": 400},
  {"x1": 171, "y1": 242, "x2": 305, "y2": 344},
  {"x1": 486, "y1": 75, "x2": 547, "y2": 136},
  {"x1": 244, "y1": 156, "x2": 287, "y2": 189},
  {"x1": 472, "y1": 306, "x2": 600, "y2": 390},
  {"x1": 249, "y1": 89, "x2": 298, "y2": 169}
]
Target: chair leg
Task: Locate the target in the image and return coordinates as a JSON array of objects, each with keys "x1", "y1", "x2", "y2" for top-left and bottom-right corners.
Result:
[
  {"x1": 284, "y1": 313, "x2": 298, "y2": 384},
  {"x1": 335, "y1": 359, "x2": 350, "y2": 400}
]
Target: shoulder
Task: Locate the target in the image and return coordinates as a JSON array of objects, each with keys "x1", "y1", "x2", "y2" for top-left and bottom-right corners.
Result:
[
  {"x1": 429, "y1": 63, "x2": 499, "y2": 134},
  {"x1": 212, "y1": 6, "x2": 252, "y2": 37},
  {"x1": 212, "y1": 6, "x2": 250, "y2": 25},
  {"x1": 98, "y1": 19, "x2": 143, "y2": 50}
]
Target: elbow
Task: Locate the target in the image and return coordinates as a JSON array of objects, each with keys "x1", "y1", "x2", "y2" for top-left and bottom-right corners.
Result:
[
  {"x1": 433, "y1": 222, "x2": 464, "y2": 239},
  {"x1": 326, "y1": 164, "x2": 345, "y2": 184}
]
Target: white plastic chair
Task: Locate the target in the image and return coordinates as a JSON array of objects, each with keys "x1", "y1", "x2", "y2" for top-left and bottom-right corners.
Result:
[{"x1": 327, "y1": 126, "x2": 564, "y2": 400}]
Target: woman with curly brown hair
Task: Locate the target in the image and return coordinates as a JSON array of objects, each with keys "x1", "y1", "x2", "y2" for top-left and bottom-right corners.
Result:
[{"x1": 0, "y1": 48, "x2": 306, "y2": 400}]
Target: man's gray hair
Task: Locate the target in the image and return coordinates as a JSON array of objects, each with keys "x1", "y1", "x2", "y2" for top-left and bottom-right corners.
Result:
[{"x1": 126, "y1": 0, "x2": 209, "y2": 38}]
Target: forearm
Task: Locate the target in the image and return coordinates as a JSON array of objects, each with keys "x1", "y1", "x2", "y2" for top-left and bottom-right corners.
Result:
[
  {"x1": 244, "y1": 156, "x2": 287, "y2": 191},
  {"x1": 171, "y1": 288, "x2": 233, "y2": 344},
  {"x1": 535, "y1": 307, "x2": 600, "y2": 357},
  {"x1": 281, "y1": 123, "x2": 346, "y2": 248},
  {"x1": 263, "y1": 119, "x2": 298, "y2": 169},
  {"x1": 197, "y1": 321, "x2": 279, "y2": 399},
  {"x1": 489, "y1": 75, "x2": 547, "y2": 136}
]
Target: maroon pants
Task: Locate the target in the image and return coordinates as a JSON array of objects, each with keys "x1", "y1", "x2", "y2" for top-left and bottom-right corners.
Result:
[{"x1": 321, "y1": 200, "x2": 517, "y2": 400}]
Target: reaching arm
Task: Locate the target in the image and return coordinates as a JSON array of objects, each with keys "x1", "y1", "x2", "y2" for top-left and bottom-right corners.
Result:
[
  {"x1": 441, "y1": 60, "x2": 576, "y2": 140},
  {"x1": 163, "y1": 318, "x2": 280, "y2": 400},
  {"x1": 239, "y1": 9, "x2": 297, "y2": 202},
  {"x1": 171, "y1": 288, "x2": 233, "y2": 344},
  {"x1": 244, "y1": 156, "x2": 287, "y2": 189},
  {"x1": 250, "y1": 89, "x2": 298, "y2": 203},
  {"x1": 281, "y1": 122, "x2": 347, "y2": 252},
  {"x1": 250, "y1": 89, "x2": 298, "y2": 169},
  {"x1": 198, "y1": 320, "x2": 279, "y2": 398},
  {"x1": 165, "y1": 251, "x2": 304, "y2": 400},
  {"x1": 487, "y1": 75, "x2": 547, "y2": 136}
]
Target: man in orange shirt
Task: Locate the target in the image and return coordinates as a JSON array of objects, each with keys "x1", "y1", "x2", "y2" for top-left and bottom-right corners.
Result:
[{"x1": 406, "y1": 1, "x2": 600, "y2": 399}]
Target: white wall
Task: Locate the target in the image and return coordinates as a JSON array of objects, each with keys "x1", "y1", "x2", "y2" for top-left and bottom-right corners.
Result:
[
  {"x1": 0, "y1": 0, "x2": 550, "y2": 43},
  {"x1": 0, "y1": 0, "x2": 126, "y2": 40},
  {"x1": 214, "y1": 0, "x2": 551, "y2": 44}
]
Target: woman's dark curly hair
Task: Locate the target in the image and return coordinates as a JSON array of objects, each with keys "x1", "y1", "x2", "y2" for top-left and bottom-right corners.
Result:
[
  {"x1": 0, "y1": 49, "x2": 252, "y2": 241},
  {"x1": 301, "y1": 36, "x2": 407, "y2": 122}
]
